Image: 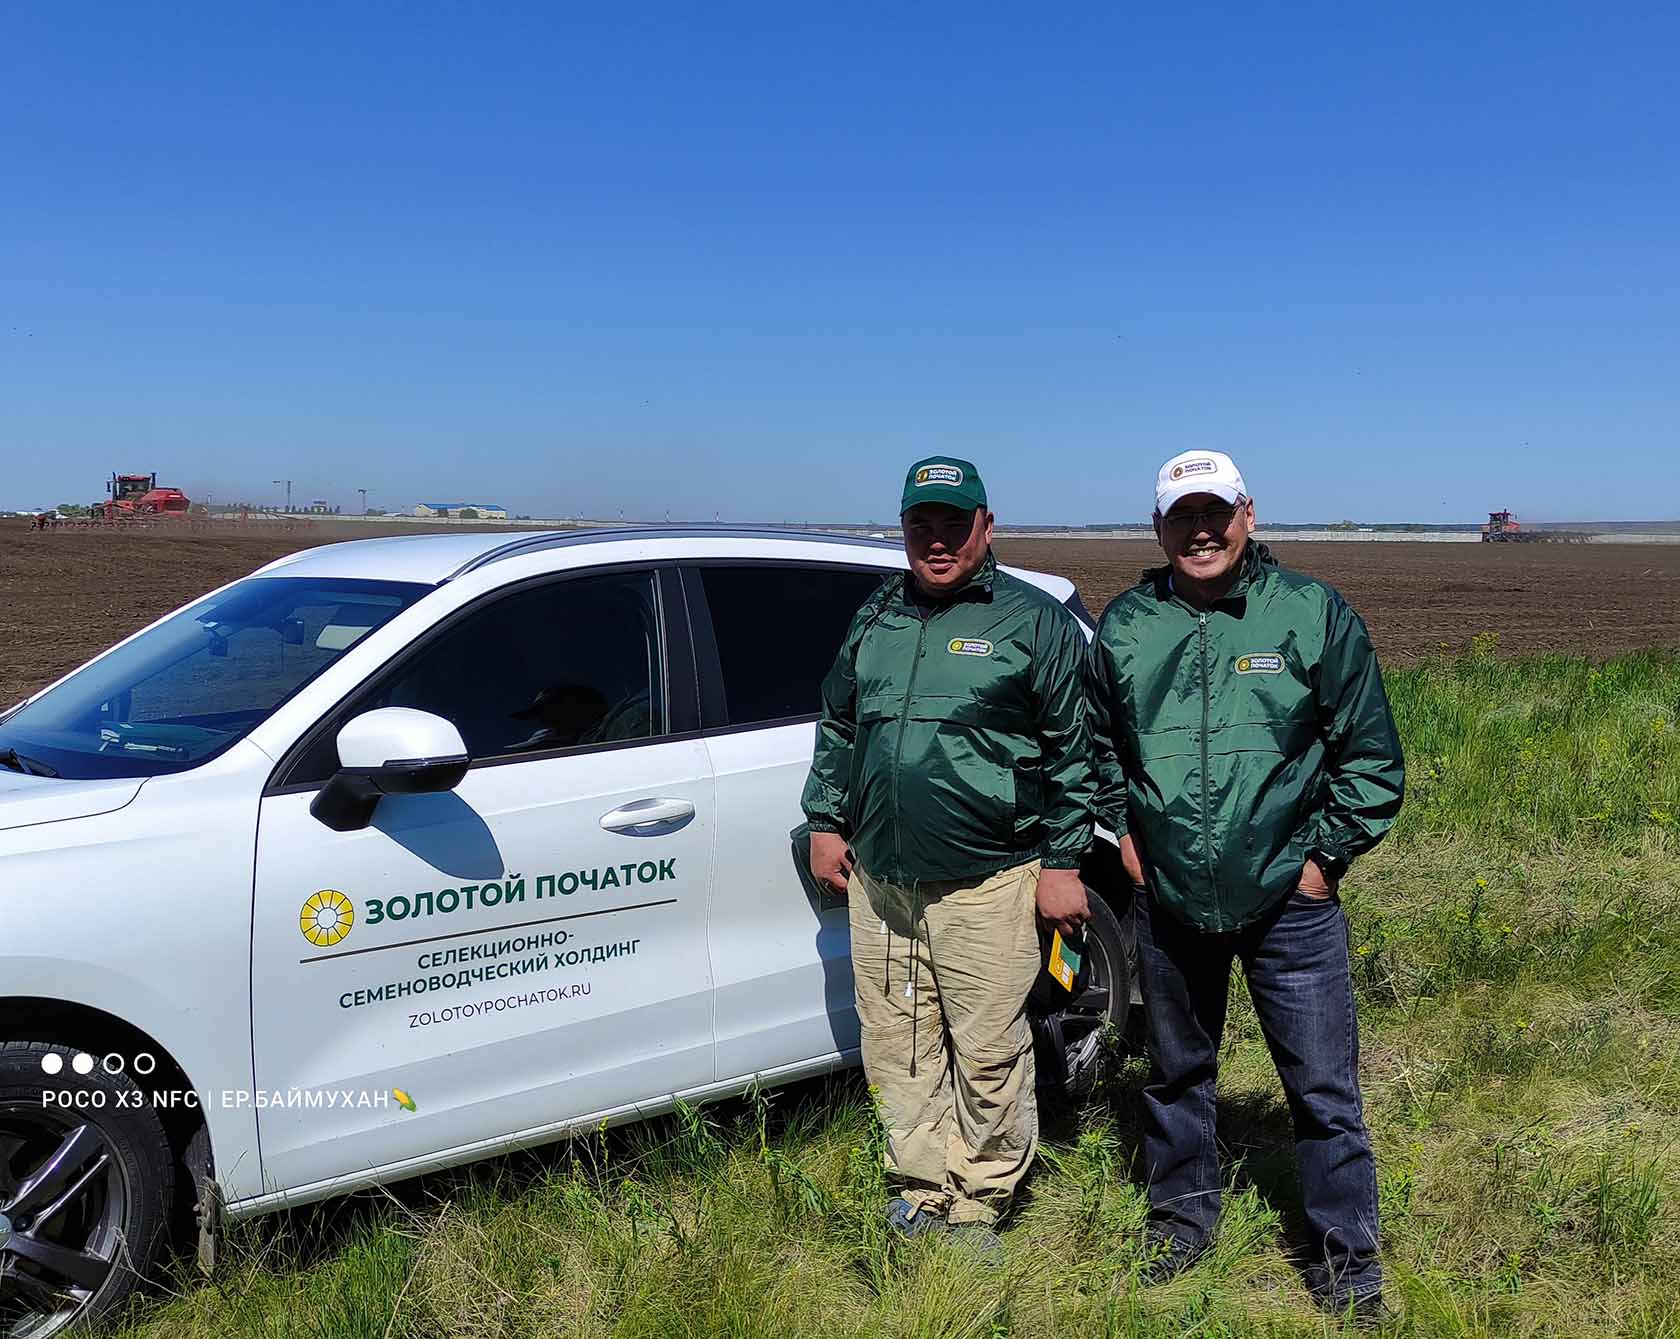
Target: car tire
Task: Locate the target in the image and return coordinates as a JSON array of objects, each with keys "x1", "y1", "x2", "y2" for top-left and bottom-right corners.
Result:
[
  {"x1": 1030, "y1": 885, "x2": 1136, "y2": 1102},
  {"x1": 0, "y1": 1040, "x2": 175, "y2": 1338}
]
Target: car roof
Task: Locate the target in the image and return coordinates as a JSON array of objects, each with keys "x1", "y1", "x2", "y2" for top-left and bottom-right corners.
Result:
[{"x1": 251, "y1": 526, "x2": 1080, "y2": 606}]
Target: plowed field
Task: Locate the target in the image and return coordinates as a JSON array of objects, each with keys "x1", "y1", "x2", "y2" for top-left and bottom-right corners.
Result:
[
  {"x1": 995, "y1": 537, "x2": 1680, "y2": 665},
  {"x1": 2, "y1": 520, "x2": 1677, "y2": 706}
]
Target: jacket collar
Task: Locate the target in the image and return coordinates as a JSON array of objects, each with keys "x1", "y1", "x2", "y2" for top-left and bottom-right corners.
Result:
[{"x1": 1148, "y1": 539, "x2": 1274, "y2": 610}]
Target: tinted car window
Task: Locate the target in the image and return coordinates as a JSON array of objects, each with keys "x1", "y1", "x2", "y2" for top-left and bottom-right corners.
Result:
[
  {"x1": 0, "y1": 577, "x2": 426, "y2": 779},
  {"x1": 291, "y1": 571, "x2": 664, "y2": 783},
  {"x1": 700, "y1": 565, "x2": 888, "y2": 726}
]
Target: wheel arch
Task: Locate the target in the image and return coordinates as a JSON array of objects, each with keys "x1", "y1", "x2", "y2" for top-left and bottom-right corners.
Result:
[
  {"x1": 0, "y1": 997, "x2": 210, "y2": 1173},
  {"x1": 1078, "y1": 837, "x2": 1143, "y2": 1013}
]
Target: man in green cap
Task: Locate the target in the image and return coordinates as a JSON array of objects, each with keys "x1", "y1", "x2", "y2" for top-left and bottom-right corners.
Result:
[{"x1": 802, "y1": 455, "x2": 1096, "y2": 1244}]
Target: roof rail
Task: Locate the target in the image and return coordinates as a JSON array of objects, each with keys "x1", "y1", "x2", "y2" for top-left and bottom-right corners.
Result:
[{"x1": 442, "y1": 526, "x2": 901, "y2": 581}]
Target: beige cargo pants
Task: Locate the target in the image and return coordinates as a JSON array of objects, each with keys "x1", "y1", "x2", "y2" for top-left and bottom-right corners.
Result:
[{"x1": 848, "y1": 859, "x2": 1042, "y2": 1226}]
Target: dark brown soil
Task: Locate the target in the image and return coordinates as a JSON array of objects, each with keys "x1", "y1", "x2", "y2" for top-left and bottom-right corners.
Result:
[
  {"x1": 2, "y1": 520, "x2": 1676, "y2": 706},
  {"x1": 995, "y1": 537, "x2": 1680, "y2": 665}
]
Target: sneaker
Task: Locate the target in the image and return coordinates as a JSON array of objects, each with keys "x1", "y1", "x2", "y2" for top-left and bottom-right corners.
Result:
[
  {"x1": 1137, "y1": 1233, "x2": 1209, "y2": 1286},
  {"x1": 1340, "y1": 1292, "x2": 1396, "y2": 1329},
  {"x1": 944, "y1": 1220, "x2": 1004, "y2": 1262},
  {"x1": 885, "y1": 1197, "x2": 944, "y2": 1238},
  {"x1": 1311, "y1": 1286, "x2": 1394, "y2": 1327}
]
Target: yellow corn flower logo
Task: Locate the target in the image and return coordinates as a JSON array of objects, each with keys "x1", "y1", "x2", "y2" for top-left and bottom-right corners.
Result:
[
  {"x1": 392, "y1": 1088, "x2": 417, "y2": 1112},
  {"x1": 299, "y1": 889, "x2": 355, "y2": 947}
]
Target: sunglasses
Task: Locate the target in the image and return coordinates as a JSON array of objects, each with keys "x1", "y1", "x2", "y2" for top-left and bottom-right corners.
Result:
[{"x1": 1162, "y1": 498, "x2": 1246, "y2": 531}]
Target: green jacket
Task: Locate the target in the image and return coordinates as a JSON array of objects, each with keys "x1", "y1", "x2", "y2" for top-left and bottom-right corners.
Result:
[
  {"x1": 802, "y1": 553, "x2": 1096, "y2": 885},
  {"x1": 1086, "y1": 542, "x2": 1404, "y2": 932}
]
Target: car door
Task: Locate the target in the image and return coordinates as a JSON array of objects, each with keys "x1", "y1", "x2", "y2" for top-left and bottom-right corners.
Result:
[
  {"x1": 685, "y1": 560, "x2": 896, "y2": 1080},
  {"x1": 249, "y1": 566, "x2": 716, "y2": 1193}
]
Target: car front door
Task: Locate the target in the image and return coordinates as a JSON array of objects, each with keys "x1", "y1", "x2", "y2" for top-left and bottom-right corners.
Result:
[
  {"x1": 684, "y1": 561, "x2": 894, "y2": 1080},
  {"x1": 249, "y1": 567, "x2": 716, "y2": 1194}
]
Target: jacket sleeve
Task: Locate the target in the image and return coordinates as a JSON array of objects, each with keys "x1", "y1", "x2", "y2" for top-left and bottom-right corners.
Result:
[
  {"x1": 1309, "y1": 592, "x2": 1406, "y2": 865},
  {"x1": 800, "y1": 604, "x2": 868, "y2": 835},
  {"x1": 1083, "y1": 608, "x2": 1130, "y2": 838},
  {"x1": 1032, "y1": 605, "x2": 1097, "y2": 869}
]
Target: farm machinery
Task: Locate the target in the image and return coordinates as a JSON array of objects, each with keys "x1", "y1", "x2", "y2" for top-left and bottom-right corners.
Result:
[
  {"x1": 93, "y1": 472, "x2": 191, "y2": 521},
  {"x1": 1480, "y1": 510, "x2": 1588, "y2": 544},
  {"x1": 1481, "y1": 509, "x2": 1526, "y2": 541},
  {"x1": 29, "y1": 472, "x2": 195, "y2": 528}
]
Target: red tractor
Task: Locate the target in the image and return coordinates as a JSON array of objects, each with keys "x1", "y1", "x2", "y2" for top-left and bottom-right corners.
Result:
[
  {"x1": 1481, "y1": 509, "x2": 1523, "y2": 542},
  {"x1": 92, "y1": 472, "x2": 191, "y2": 522}
]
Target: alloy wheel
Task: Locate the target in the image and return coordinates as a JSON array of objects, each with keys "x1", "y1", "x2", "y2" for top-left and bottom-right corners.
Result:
[{"x1": 0, "y1": 1106, "x2": 129, "y2": 1339}]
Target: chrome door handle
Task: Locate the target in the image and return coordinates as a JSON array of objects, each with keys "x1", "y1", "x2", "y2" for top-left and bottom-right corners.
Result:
[{"x1": 599, "y1": 797, "x2": 697, "y2": 835}]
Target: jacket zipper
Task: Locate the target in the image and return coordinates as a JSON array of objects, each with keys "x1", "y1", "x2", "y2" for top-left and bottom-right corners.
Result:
[
  {"x1": 1198, "y1": 610, "x2": 1220, "y2": 928},
  {"x1": 892, "y1": 610, "x2": 931, "y2": 879}
]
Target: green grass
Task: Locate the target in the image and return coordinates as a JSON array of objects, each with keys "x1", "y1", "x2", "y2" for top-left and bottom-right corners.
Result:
[{"x1": 102, "y1": 649, "x2": 1680, "y2": 1338}]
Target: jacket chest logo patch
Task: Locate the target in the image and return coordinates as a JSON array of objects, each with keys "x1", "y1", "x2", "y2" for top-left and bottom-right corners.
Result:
[
  {"x1": 1234, "y1": 653, "x2": 1284, "y2": 674},
  {"x1": 948, "y1": 638, "x2": 993, "y2": 657}
]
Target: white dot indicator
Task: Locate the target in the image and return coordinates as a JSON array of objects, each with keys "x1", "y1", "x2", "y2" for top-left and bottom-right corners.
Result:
[
  {"x1": 41, "y1": 1053, "x2": 63, "y2": 1075},
  {"x1": 71, "y1": 1053, "x2": 95, "y2": 1075}
]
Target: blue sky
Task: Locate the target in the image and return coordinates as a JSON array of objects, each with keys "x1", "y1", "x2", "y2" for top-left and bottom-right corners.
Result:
[{"x1": 3, "y1": 4, "x2": 1675, "y2": 524}]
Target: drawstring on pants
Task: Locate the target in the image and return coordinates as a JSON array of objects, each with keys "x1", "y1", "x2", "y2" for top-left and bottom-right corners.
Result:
[{"x1": 879, "y1": 880, "x2": 928, "y2": 1078}]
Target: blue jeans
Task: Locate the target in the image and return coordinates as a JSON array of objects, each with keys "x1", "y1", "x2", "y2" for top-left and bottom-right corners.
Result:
[{"x1": 1134, "y1": 887, "x2": 1382, "y2": 1303}]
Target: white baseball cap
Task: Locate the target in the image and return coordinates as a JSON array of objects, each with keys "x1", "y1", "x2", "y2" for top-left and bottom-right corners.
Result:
[{"x1": 1155, "y1": 449, "x2": 1247, "y2": 516}]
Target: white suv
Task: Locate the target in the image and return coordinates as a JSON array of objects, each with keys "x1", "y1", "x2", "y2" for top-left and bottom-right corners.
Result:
[{"x1": 0, "y1": 529, "x2": 1136, "y2": 1334}]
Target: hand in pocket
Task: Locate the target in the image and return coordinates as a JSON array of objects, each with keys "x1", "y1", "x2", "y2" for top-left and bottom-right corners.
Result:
[{"x1": 1296, "y1": 857, "x2": 1336, "y2": 900}]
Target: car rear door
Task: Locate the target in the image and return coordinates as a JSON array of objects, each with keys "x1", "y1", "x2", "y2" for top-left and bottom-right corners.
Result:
[
  {"x1": 249, "y1": 566, "x2": 716, "y2": 1193},
  {"x1": 683, "y1": 560, "x2": 894, "y2": 1080}
]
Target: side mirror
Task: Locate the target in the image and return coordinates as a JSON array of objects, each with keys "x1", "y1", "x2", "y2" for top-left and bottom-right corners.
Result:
[{"x1": 309, "y1": 708, "x2": 470, "y2": 832}]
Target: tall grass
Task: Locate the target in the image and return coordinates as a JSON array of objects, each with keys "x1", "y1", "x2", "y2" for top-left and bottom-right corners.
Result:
[
  {"x1": 1387, "y1": 640, "x2": 1679, "y2": 851},
  {"x1": 102, "y1": 650, "x2": 1680, "y2": 1338}
]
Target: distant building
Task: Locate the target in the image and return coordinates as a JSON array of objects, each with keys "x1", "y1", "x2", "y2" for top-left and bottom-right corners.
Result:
[{"x1": 412, "y1": 502, "x2": 509, "y2": 520}]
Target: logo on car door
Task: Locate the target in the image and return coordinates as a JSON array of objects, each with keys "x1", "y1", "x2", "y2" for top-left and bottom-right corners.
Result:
[{"x1": 300, "y1": 889, "x2": 356, "y2": 947}]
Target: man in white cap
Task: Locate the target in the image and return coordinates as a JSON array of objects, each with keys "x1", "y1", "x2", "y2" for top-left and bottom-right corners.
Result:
[{"x1": 1085, "y1": 450, "x2": 1405, "y2": 1321}]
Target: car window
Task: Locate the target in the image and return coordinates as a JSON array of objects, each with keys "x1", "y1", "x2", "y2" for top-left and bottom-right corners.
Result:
[
  {"x1": 289, "y1": 571, "x2": 665, "y2": 784},
  {"x1": 0, "y1": 578, "x2": 427, "y2": 779},
  {"x1": 699, "y1": 564, "x2": 888, "y2": 726}
]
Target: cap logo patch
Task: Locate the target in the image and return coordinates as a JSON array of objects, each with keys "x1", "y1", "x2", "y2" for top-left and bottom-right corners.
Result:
[
  {"x1": 1234, "y1": 653, "x2": 1284, "y2": 675},
  {"x1": 1170, "y1": 459, "x2": 1218, "y2": 481},
  {"x1": 916, "y1": 464, "x2": 964, "y2": 486},
  {"x1": 948, "y1": 638, "x2": 992, "y2": 657}
]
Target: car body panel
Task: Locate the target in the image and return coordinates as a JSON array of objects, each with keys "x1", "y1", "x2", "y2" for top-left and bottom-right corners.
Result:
[
  {"x1": 249, "y1": 735, "x2": 717, "y2": 1192},
  {"x1": 0, "y1": 743, "x2": 267, "y2": 1201},
  {"x1": 0, "y1": 773, "x2": 144, "y2": 832}
]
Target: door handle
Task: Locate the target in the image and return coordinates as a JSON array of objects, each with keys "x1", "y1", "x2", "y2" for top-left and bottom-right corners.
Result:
[{"x1": 599, "y1": 797, "x2": 697, "y2": 836}]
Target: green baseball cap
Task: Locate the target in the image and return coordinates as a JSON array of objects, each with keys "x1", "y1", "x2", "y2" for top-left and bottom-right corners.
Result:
[{"x1": 900, "y1": 455, "x2": 987, "y2": 515}]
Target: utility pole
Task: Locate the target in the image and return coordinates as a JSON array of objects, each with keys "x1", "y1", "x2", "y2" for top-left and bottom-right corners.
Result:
[
  {"x1": 357, "y1": 488, "x2": 368, "y2": 515},
  {"x1": 272, "y1": 479, "x2": 292, "y2": 513}
]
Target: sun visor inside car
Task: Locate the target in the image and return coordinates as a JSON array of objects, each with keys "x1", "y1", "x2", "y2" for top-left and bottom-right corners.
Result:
[{"x1": 316, "y1": 608, "x2": 384, "y2": 651}]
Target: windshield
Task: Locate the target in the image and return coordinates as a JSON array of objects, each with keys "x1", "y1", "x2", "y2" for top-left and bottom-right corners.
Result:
[{"x1": 0, "y1": 577, "x2": 430, "y2": 780}]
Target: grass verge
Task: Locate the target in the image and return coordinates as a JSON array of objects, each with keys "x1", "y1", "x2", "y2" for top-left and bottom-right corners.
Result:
[{"x1": 101, "y1": 650, "x2": 1680, "y2": 1337}]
